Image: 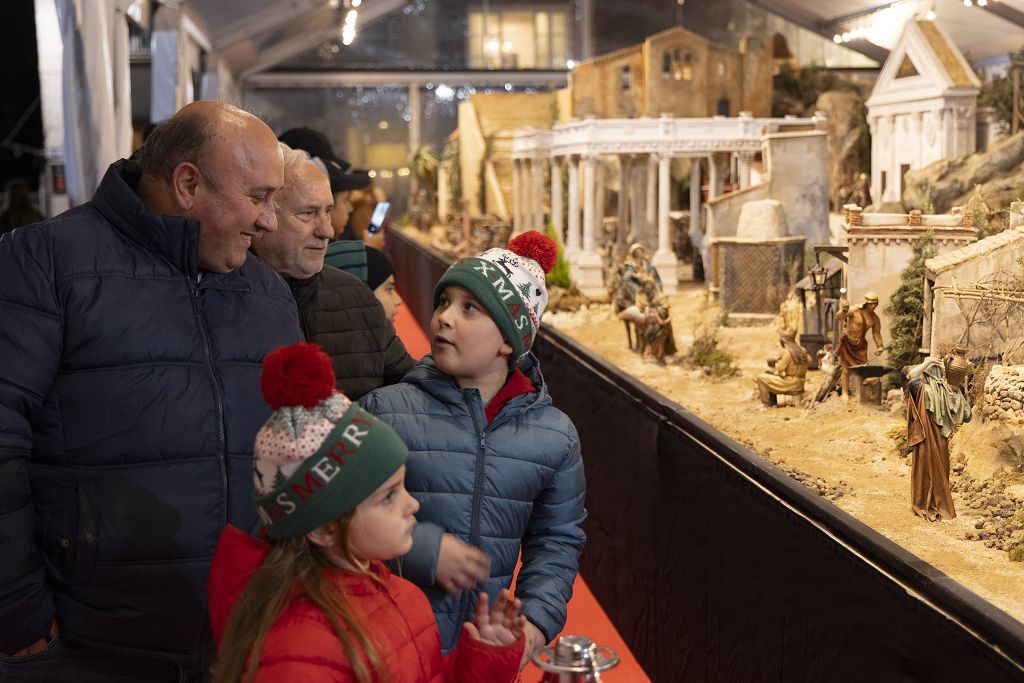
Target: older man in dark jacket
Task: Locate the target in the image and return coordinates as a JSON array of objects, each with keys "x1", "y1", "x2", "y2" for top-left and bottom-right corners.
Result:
[
  {"x1": 252, "y1": 144, "x2": 413, "y2": 399},
  {"x1": 0, "y1": 102, "x2": 302, "y2": 680}
]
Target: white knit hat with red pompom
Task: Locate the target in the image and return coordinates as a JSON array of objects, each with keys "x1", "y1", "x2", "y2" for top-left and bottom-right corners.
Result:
[
  {"x1": 433, "y1": 231, "x2": 558, "y2": 362},
  {"x1": 252, "y1": 342, "x2": 408, "y2": 539}
]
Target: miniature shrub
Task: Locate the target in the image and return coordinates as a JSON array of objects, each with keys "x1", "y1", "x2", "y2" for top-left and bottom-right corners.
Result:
[
  {"x1": 685, "y1": 322, "x2": 739, "y2": 378},
  {"x1": 545, "y1": 225, "x2": 571, "y2": 290},
  {"x1": 885, "y1": 233, "x2": 935, "y2": 388},
  {"x1": 1009, "y1": 543, "x2": 1024, "y2": 562}
]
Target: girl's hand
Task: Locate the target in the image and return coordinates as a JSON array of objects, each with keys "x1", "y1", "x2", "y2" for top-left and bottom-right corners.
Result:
[{"x1": 463, "y1": 589, "x2": 526, "y2": 648}]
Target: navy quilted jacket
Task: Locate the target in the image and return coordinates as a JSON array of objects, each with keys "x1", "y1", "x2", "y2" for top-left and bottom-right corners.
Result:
[
  {"x1": 361, "y1": 355, "x2": 586, "y2": 652},
  {"x1": 0, "y1": 161, "x2": 302, "y2": 659}
]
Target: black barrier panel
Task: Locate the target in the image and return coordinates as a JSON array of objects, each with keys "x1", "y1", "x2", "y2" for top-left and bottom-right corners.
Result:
[
  {"x1": 386, "y1": 228, "x2": 450, "y2": 334},
  {"x1": 387, "y1": 230, "x2": 1024, "y2": 681},
  {"x1": 536, "y1": 327, "x2": 1024, "y2": 681}
]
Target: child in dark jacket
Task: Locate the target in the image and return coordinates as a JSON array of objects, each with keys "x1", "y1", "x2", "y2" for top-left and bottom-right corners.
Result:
[
  {"x1": 361, "y1": 232, "x2": 586, "y2": 664},
  {"x1": 208, "y1": 343, "x2": 524, "y2": 683}
]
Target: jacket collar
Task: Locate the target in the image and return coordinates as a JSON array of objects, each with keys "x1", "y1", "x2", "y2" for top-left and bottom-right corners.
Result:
[
  {"x1": 405, "y1": 353, "x2": 551, "y2": 417},
  {"x1": 286, "y1": 271, "x2": 320, "y2": 304},
  {"x1": 91, "y1": 159, "x2": 252, "y2": 290}
]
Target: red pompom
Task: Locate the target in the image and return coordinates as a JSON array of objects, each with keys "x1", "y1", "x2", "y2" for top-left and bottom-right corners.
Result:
[
  {"x1": 507, "y1": 231, "x2": 557, "y2": 274},
  {"x1": 260, "y1": 343, "x2": 337, "y2": 410}
]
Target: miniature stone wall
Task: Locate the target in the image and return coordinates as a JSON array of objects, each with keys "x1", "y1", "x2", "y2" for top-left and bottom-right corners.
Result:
[
  {"x1": 980, "y1": 366, "x2": 1024, "y2": 425},
  {"x1": 924, "y1": 219, "x2": 1024, "y2": 356}
]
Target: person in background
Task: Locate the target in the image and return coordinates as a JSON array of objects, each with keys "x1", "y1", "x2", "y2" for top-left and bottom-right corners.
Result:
[
  {"x1": 276, "y1": 126, "x2": 370, "y2": 241},
  {"x1": 365, "y1": 246, "x2": 402, "y2": 323},
  {"x1": 250, "y1": 144, "x2": 413, "y2": 400},
  {"x1": 361, "y1": 231, "x2": 586, "y2": 668},
  {"x1": 0, "y1": 101, "x2": 303, "y2": 680},
  {"x1": 0, "y1": 178, "x2": 43, "y2": 235},
  {"x1": 208, "y1": 342, "x2": 524, "y2": 683}
]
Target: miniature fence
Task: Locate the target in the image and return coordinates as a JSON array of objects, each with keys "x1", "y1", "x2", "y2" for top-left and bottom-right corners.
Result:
[{"x1": 386, "y1": 227, "x2": 1024, "y2": 682}]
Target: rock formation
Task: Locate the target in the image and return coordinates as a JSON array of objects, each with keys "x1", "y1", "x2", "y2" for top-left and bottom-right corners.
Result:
[
  {"x1": 814, "y1": 90, "x2": 868, "y2": 210},
  {"x1": 902, "y1": 132, "x2": 1024, "y2": 216}
]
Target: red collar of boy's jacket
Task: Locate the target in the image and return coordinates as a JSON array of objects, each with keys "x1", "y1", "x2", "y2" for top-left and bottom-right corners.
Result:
[{"x1": 485, "y1": 368, "x2": 537, "y2": 425}]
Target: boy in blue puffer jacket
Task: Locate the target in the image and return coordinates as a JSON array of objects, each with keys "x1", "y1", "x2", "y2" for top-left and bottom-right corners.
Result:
[{"x1": 361, "y1": 231, "x2": 586, "y2": 665}]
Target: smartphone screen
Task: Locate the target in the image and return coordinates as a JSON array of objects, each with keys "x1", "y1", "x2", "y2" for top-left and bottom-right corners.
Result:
[{"x1": 368, "y1": 202, "x2": 390, "y2": 235}]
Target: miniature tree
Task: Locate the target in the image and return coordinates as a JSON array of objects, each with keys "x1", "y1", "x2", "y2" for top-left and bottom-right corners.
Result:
[{"x1": 885, "y1": 233, "x2": 935, "y2": 384}]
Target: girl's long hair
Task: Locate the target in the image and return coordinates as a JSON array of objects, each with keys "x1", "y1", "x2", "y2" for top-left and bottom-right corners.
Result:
[{"x1": 212, "y1": 515, "x2": 384, "y2": 683}]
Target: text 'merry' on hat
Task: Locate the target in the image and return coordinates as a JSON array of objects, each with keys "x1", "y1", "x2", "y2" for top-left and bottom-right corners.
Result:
[
  {"x1": 252, "y1": 343, "x2": 407, "y2": 539},
  {"x1": 433, "y1": 231, "x2": 557, "y2": 363},
  {"x1": 277, "y1": 126, "x2": 372, "y2": 194}
]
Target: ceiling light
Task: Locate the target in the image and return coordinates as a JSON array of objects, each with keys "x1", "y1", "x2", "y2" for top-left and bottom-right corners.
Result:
[
  {"x1": 925, "y1": 9, "x2": 936, "y2": 19},
  {"x1": 833, "y1": 34, "x2": 842, "y2": 43},
  {"x1": 978, "y1": 0, "x2": 988, "y2": 6},
  {"x1": 964, "y1": 0, "x2": 972, "y2": 6}
]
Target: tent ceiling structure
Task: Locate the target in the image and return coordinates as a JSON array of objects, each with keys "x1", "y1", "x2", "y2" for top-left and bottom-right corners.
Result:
[
  {"x1": 745, "y1": 0, "x2": 1024, "y2": 68},
  {"x1": 174, "y1": 0, "x2": 408, "y2": 78},
  {"x1": 173, "y1": 0, "x2": 1024, "y2": 78}
]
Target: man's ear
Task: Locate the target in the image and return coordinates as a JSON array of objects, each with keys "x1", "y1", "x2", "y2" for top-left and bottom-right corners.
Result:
[
  {"x1": 499, "y1": 341, "x2": 514, "y2": 359},
  {"x1": 170, "y1": 162, "x2": 203, "y2": 211}
]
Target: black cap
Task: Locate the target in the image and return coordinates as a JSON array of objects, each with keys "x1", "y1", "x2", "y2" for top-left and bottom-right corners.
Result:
[
  {"x1": 278, "y1": 127, "x2": 371, "y2": 194},
  {"x1": 364, "y1": 246, "x2": 395, "y2": 291}
]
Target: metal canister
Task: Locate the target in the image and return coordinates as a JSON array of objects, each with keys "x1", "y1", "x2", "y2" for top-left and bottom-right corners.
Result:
[{"x1": 533, "y1": 635, "x2": 620, "y2": 682}]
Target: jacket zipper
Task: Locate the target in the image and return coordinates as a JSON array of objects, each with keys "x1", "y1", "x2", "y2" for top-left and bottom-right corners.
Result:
[
  {"x1": 459, "y1": 394, "x2": 489, "y2": 635},
  {"x1": 188, "y1": 273, "x2": 229, "y2": 526}
]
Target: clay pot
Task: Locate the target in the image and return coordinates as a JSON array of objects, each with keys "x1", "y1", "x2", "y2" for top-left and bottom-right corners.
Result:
[{"x1": 944, "y1": 344, "x2": 970, "y2": 388}]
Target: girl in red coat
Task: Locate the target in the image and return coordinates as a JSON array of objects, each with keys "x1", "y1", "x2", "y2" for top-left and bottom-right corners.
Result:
[{"x1": 208, "y1": 343, "x2": 524, "y2": 682}]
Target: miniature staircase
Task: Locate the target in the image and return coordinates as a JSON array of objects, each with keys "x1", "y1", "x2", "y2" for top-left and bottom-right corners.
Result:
[{"x1": 467, "y1": 94, "x2": 553, "y2": 217}]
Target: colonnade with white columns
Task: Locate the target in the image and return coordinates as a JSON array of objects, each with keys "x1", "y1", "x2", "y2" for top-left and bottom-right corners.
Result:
[{"x1": 510, "y1": 114, "x2": 822, "y2": 297}]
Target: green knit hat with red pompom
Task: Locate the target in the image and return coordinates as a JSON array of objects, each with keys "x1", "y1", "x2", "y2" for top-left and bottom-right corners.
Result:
[
  {"x1": 252, "y1": 342, "x2": 408, "y2": 540},
  {"x1": 433, "y1": 230, "x2": 557, "y2": 363}
]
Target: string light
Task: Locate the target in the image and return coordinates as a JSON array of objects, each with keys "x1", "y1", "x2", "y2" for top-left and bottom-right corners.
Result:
[{"x1": 341, "y1": 8, "x2": 357, "y2": 45}]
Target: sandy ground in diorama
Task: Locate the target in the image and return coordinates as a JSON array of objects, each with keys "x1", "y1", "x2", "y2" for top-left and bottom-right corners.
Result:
[{"x1": 545, "y1": 282, "x2": 1024, "y2": 625}]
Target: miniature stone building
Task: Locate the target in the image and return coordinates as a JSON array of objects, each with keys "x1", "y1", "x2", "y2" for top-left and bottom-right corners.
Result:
[
  {"x1": 570, "y1": 26, "x2": 772, "y2": 120},
  {"x1": 923, "y1": 211, "x2": 1024, "y2": 359},
  {"x1": 842, "y1": 205, "x2": 977, "y2": 363},
  {"x1": 512, "y1": 113, "x2": 820, "y2": 297},
  {"x1": 443, "y1": 92, "x2": 555, "y2": 219},
  {"x1": 705, "y1": 119, "x2": 830, "y2": 265},
  {"x1": 865, "y1": 20, "x2": 981, "y2": 207},
  {"x1": 712, "y1": 198, "x2": 804, "y2": 323}
]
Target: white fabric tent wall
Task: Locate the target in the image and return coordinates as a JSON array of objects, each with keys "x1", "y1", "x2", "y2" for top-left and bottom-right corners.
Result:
[{"x1": 53, "y1": 0, "x2": 133, "y2": 206}]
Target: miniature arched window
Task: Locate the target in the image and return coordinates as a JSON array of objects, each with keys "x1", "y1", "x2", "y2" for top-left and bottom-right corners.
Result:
[
  {"x1": 621, "y1": 65, "x2": 631, "y2": 91},
  {"x1": 681, "y1": 51, "x2": 693, "y2": 81},
  {"x1": 662, "y1": 51, "x2": 672, "y2": 79},
  {"x1": 717, "y1": 98, "x2": 730, "y2": 116}
]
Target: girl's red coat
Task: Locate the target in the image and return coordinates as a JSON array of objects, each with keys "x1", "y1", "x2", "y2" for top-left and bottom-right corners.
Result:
[{"x1": 208, "y1": 525, "x2": 522, "y2": 682}]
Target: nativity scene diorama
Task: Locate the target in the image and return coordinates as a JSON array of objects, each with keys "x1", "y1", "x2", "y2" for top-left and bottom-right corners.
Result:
[{"x1": 392, "y1": 17, "x2": 1024, "y2": 624}]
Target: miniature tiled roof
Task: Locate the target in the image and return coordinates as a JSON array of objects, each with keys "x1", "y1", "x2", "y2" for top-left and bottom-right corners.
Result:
[
  {"x1": 916, "y1": 20, "x2": 976, "y2": 89},
  {"x1": 926, "y1": 227, "x2": 1024, "y2": 274}
]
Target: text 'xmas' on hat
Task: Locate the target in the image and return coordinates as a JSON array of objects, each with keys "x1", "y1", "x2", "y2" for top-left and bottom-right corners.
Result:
[
  {"x1": 253, "y1": 343, "x2": 407, "y2": 540},
  {"x1": 433, "y1": 230, "x2": 557, "y2": 363}
]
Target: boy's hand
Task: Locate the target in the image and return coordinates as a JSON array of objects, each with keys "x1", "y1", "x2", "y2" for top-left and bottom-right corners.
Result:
[
  {"x1": 518, "y1": 620, "x2": 547, "y2": 670},
  {"x1": 463, "y1": 589, "x2": 525, "y2": 648},
  {"x1": 436, "y1": 534, "x2": 490, "y2": 594}
]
